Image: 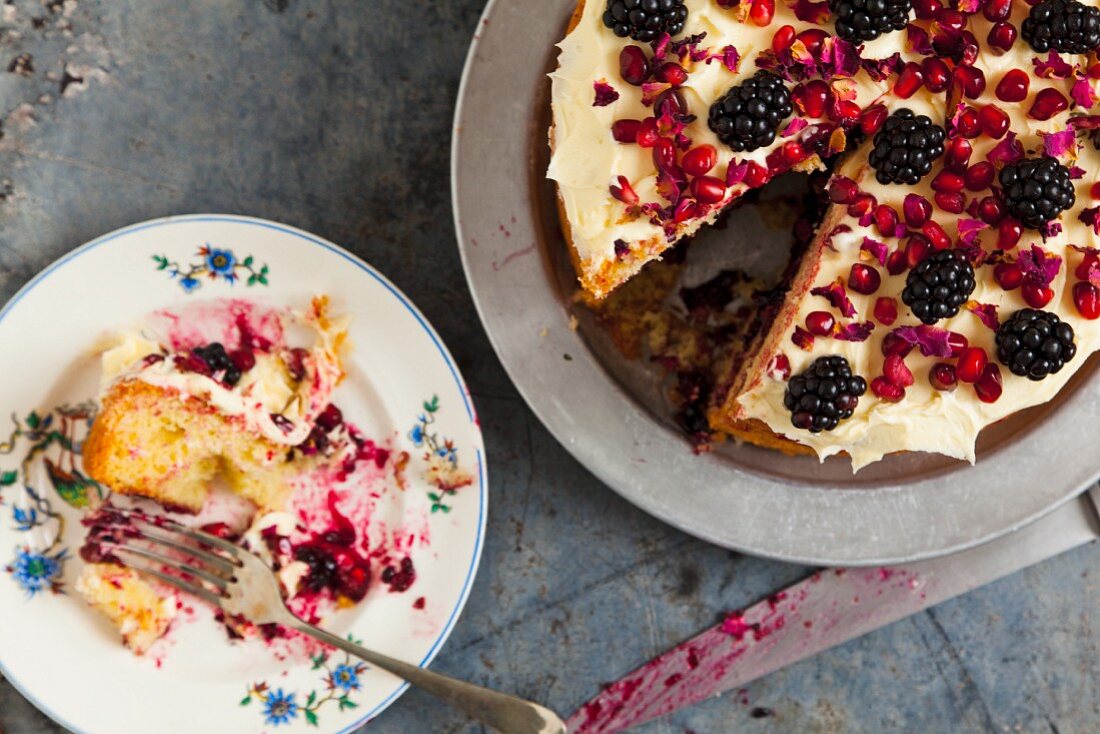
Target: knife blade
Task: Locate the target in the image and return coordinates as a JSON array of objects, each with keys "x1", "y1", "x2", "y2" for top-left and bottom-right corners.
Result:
[{"x1": 567, "y1": 488, "x2": 1100, "y2": 734}]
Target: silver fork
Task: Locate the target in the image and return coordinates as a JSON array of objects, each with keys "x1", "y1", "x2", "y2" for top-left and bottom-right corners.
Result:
[{"x1": 94, "y1": 507, "x2": 566, "y2": 734}]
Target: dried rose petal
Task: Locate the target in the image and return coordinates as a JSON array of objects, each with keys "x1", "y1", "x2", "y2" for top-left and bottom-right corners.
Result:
[
  {"x1": 593, "y1": 80, "x2": 620, "y2": 107},
  {"x1": 966, "y1": 301, "x2": 1000, "y2": 330},
  {"x1": 891, "y1": 325, "x2": 955, "y2": 358}
]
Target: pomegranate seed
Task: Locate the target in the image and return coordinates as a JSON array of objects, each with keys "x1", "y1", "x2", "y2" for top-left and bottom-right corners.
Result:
[
  {"x1": 987, "y1": 21, "x2": 1017, "y2": 53},
  {"x1": 929, "y1": 362, "x2": 958, "y2": 391},
  {"x1": 977, "y1": 196, "x2": 1004, "y2": 224},
  {"x1": 956, "y1": 347, "x2": 987, "y2": 383},
  {"x1": 230, "y1": 349, "x2": 256, "y2": 372},
  {"x1": 983, "y1": 0, "x2": 1011, "y2": 21},
  {"x1": 922, "y1": 221, "x2": 951, "y2": 250},
  {"x1": 913, "y1": 0, "x2": 942, "y2": 19},
  {"x1": 828, "y1": 176, "x2": 860, "y2": 204},
  {"x1": 1029, "y1": 88, "x2": 1069, "y2": 121},
  {"x1": 796, "y1": 28, "x2": 829, "y2": 54},
  {"x1": 921, "y1": 57, "x2": 951, "y2": 92},
  {"x1": 997, "y1": 218, "x2": 1022, "y2": 248},
  {"x1": 832, "y1": 100, "x2": 861, "y2": 124},
  {"x1": 994, "y1": 262, "x2": 1024, "y2": 290},
  {"x1": 860, "y1": 104, "x2": 888, "y2": 135},
  {"x1": 769, "y1": 353, "x2": 792, "y2": 379},
  {"x1": 953, "y1": 66, "x2": 986, "y2": 99},
  {"x1": 806, "y1": 310, "x2": 836, "y2": 336},
  {"x1": 871, "y1": 376, "x2": 906, "y2": 402},
  {"x1": 906, "y1": 235, "x2": 932, "y2": 267},
  {"x1": 316, "y1": 404, "x2": 344, "y2": 431},
  {"x1": 653, "y1": 138, "x2": 677, "y2": 172},
  {"x1": 883, "y1": 354, "x2": 915, "y2": 387},
  {"x1": 750, "y1": 0, "x2": 775, "y2": 26},
  {"x1": 1075, "y1": 282, "x2": 1100, "y2": 319},
  {"x1": 947, "y1": 331, "x2": 969, "y2": 358},
  {"x1": 682, "y1": 145, "x2": 717, "y2": 176},
  {"x1": 945, "y1": 137, "x2": 973, "y2": 174},
  {"x1": 975, "y1": 363, "x2": 1003, "y2": 403},
  {"x1": 958, "y1": 30, "x2": 981, "y2": 66},
  {"x1": 619, "y1": 46, "x2": 650, "y2": 86},
  {"x1": 873, "y1": 205, "x2": 899, "y2": 236},
  {"x1": 673, "y1": 198, "x2": 700, "y2": 223},
  {"x1": 1090, "y1": 62, "x2": 1100, "y2": 80},
  {"x1": 612, "y1": 119, "x2": 641, "y2": 143},
  {"x1": 849, "y1": 263, "x2": 882, "y2": 294},
  {"x1": 894, "y1": 62, "x2": 924, "y2": 99},
  {"x1": 792, "y1": 80, "x2": 828, "y2": 118},
  {"x1": 1091, "y1": 181, "x2": 1100, "y2": 199},
  {"x1": 935, "y1": 192, "x2": 966, "y2": 214},
  {"x1": 874, "y1": 296, "x2": 899, "y2": 325},
  {"x1": 784, "y1": 141, "x2": 807, "y2": 163},
  {"x1": 654, "y1": 89, "x2": 687, "y2": 118},
  {"x1": 772, "y1": 24, "x2": 796, "y2": 52},
  {"x1": 995, "y1": 69, "x2": 1029, "y2": 102},
  {"x1": 657, "y1": 62, "x2": 688, "y2": 86},
  {"x1": 847, "y1": 192, "x2": 877, "y2": 218},
  {"x1": 955, "y1": 107, "x2": 981, "y2": 138},
  {"x1": 1022, "y1": 282, "x2": 1054, "y2": 308},
  {"x1": 939, "y1": 8, "x2": 965, "y2": 28},
  {"x1": 882, "y1": 332, "x2": 915, "y2": 357},
  {"x1": 176, "y1": 352, "x2": 213, "y2": 377},
  {"x1": 887, "y1": 249, "x2": 908, "y2": 275},
  {"x1": 932, "y1": 170, "x2": 965, "y2": 193},
  {"x1": 904, "y1": 193, "x2": 933, "y2": 226},
  {"x1": 635, "y1": 117, "x2": 659, "y2": 147},
  {"x1": 1076, "y1": 251, "x2": 1099, "y2": 279},
  {"x1": 743, "y1": 161, "x2": 769, "y2": 187},
  {"x1": 964, "y1": 162, "x2": 996, "y2": 191},
  {"x1": 979, "y1": 105, "x2": 1009, "y2": 138},
  {"x1": 610, "y1": 175, "x2": 639, "y2": 205},
  {"x1": 691, "y1": 175, "x2": 727, "y2": 204}
]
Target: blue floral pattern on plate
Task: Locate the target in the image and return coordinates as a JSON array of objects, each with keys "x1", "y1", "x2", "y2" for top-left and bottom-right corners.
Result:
[{"x1": 153, "y1": 244, "x2": 269, "y2": 292}]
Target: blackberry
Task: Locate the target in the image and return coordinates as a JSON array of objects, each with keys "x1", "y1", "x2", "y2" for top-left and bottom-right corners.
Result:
[
  {"x1": 783, "y1": 355, "x2": 867, "y2": 433},
  {"x1": 707, "y1": 71, "x2": 792, "y2": 152},
  {"x1": 602, "y1": 0, "x2": 688, "y2": 42},
  {"x1": 194, "y1": 342, "x2": 242, "y2": 386},
  {"x1": 901, "y1": 249, "x2": 976, "y2": 325},
  {"x1": 1021, "y1": 0, "x2": 1100, "y2": 54},
  {"x1": 999, "y1": 156, "x2": 1076, "y2": 230},
  {"x1": 995, "y1": 308, "x2": 1076, "y2": 381},
  {"x1": 867, "y1": 109, "x2": 945, "y2": 185},
  {"x1": 827, "y1": 0, "x2": 912, "y2": 43}
]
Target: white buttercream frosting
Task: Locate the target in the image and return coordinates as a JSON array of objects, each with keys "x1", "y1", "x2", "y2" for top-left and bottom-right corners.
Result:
[{"x1": 99, "y1": 300, "x2": 347, "y2": 446}]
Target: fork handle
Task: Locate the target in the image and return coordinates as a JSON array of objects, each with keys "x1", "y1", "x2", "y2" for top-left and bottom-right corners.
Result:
[{"x1": 285, "y1": 619, "x2": 566, "y2": 734}]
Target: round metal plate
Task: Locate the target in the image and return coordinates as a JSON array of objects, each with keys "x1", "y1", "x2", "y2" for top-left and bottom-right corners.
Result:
[{"x1": 450, "y1": 0, "x2": 1100, "y2": 565}]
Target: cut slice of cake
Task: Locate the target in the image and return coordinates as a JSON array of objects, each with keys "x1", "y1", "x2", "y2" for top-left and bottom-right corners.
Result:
[
  {"x1": 84, "y1": 297, "x2": 348, "y2": 512},
  {"x1": 78, "y1": 297, "x2": 358, "y2": 653}
]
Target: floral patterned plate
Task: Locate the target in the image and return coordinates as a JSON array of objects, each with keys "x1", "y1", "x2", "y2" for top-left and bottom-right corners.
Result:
[{"x1": 0, "y1": 215, "x2": 486, "y2": 733}]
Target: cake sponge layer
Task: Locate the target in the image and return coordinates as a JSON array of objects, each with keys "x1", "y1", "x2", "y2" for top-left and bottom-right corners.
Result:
[{"x1": 83, "y1": 380, "x2": 299, "y2": 512}]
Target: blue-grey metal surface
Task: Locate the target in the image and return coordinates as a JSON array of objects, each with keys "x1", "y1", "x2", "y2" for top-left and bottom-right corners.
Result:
[{"x1": 4, "y1": 1, "x2": 1100, "y2": 732}]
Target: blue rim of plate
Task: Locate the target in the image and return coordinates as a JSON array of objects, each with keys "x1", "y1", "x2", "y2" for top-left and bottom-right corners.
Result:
[{"x1": 0, "y1": 214, "x2": 488, "y2": 734}]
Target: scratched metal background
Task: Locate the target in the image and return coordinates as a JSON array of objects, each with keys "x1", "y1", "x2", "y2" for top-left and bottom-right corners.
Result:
[{"x1": 2, "y1": 1, "x2": 1100, "y2": 732}]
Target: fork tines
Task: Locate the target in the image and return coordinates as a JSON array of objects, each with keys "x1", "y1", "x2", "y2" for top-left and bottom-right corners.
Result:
[{"x1": 90, "y1": 506, "x2": 242, "y2": 607}]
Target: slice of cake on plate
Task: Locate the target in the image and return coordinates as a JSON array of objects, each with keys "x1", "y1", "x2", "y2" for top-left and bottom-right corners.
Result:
[{"x1": 78, "y1": 297, "x2": 358, "y2": 653}]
